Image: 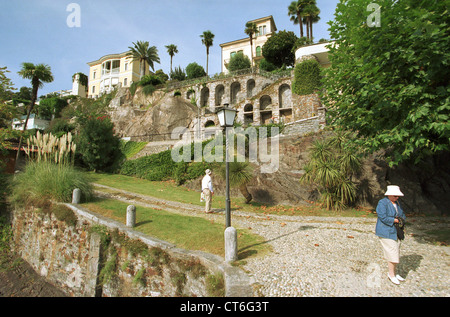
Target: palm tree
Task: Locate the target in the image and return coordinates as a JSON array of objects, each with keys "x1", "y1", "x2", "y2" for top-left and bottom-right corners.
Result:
[
  {"x1": 15, "y1": 62, "x2": 54, "y2": 168},
  {"x1": 244, "y1": 22, "x2": 258, "y2": 68},
  {"x1": 218, "y1": 161, "x2": 254, "y2": 204},
  {"x1": 128, "y1": 41, "x2": 160, "y2": 79},
  {"x1": 200, "y1": 30, "x2": 215, "y2": 77},
  {"x1": 303, "y1": 1, "x2": 320, "y2": 41},
  {"x1": 165, "y1": 44, "x2": 178, "y2": 77},
  {"x1": 288, "y1": 0, "x2": 307, "y2": 38}
]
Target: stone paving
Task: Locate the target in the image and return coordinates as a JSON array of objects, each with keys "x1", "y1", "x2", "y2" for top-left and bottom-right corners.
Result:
[{"x1": 94, "y1": 184, "x2": 450, "y2": 297}]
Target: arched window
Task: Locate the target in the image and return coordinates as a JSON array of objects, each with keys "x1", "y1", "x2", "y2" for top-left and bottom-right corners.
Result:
[
  {"x1": 230, "y1": 82, "x2": 241, "y2": 104},
  {"x1": 279, "y1": 84, "x2": 291, "y2": 108},
  {"x1": 256, "y1": 46, "x2": 262, "y2": 57},
  {"x1": 260, "y1": 95, "x2": 272, "y2": 110},
  {"x1": 205, "y1": 120, "x2": 215, "y2": 128},
  {"x1": 215, "y1": 85, "x2": 224, "y2": 106},
  {"x1": 200, "y1": 87, "x2": 209, "y2": 107},
  {"x1": 247, "y1": 79, "x2": 255, "y2": 98},
  {"x1": 244, "y1": 104, "x2": 253, "y2": 112}
]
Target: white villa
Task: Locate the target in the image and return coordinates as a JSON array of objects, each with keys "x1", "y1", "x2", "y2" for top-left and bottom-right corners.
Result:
[
  {"x1": 220, "y1": 16, "x2": 277, "y2": 73},
  {"x1": 12, "y1": 113, "x2": 50, "y2": 131}
]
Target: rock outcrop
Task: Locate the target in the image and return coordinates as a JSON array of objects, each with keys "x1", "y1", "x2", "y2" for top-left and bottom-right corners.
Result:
[{"x1": 108, "y1": 86, "x2": 198, "y2": 141}]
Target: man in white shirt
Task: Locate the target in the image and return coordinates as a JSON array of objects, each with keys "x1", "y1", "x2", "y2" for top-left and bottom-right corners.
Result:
[{"x1": 202, "y1": 169, "x2": 214, "y2": 213}]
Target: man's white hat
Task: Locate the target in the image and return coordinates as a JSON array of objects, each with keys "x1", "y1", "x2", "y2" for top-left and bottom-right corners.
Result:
[
  {"x1": 384, "y1": 185, "x2": 404, "y2": 196},
  {"x1": 205, "y1": 169, "x2": 212, "y2": 175}
]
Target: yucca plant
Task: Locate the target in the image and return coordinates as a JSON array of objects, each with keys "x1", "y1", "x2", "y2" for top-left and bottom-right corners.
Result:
[
  {"x1": 217, "y1": 160, "x2": 254, "y2": 203},
  {"x1": 300, "y1": 131, "x2": 362, "y2": 210}
]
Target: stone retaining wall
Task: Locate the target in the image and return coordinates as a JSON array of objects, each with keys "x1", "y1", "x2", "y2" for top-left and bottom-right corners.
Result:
[{"x1": 11, "y1": 203, "x2": 252, "y2": 297}]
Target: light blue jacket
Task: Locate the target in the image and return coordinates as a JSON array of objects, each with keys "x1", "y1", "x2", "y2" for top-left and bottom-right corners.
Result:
[{"x1": 375, "y1": 197, "x2": 406, "y2": 240}]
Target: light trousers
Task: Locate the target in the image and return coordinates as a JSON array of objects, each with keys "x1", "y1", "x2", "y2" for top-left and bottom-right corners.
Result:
[{"x1": 203, "y1": 188, "x2": 212, "y2": 212}]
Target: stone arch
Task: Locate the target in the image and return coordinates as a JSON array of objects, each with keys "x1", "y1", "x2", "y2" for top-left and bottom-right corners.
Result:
[
  {"x1": 279, "y1": 84, "x2": 291, "y2": 108},
  {"x1": 230, "y1": 82, "x2": 241, "y2": 105},
  {"x1": 186, "y1": 89, "x2": 195, "y2": 101},
  {"x1": 205, "y1": 120, "x2": 215, "y2": 128},
  {"x1": 246, "y1": 79, "x2": 255, "y2": 98},
  {"x1": 215, "y1": 84, "x2": 225, "y2": 106},
  {"x1": 243, "y1": 104, "x2": 254, "y2": 125},
  {"x1": 200, "y1": 87, "x2": 209, "y2": 107},
  {"x1": 260, "y1": 95, "x2": 272, "y2": 110}
]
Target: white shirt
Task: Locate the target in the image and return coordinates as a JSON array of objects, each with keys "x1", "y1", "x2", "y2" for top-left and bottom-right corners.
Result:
[{"x1": 202, "y1": 174, "x2": 213, "y2": 192}]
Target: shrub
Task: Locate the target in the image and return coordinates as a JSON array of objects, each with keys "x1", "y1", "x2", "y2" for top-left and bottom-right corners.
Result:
[
  {"x1": 76, "y1": 116, "x2": 123, "y2": 172},
  {"x1": 292, "y1": 59, "x2": 322, "y2": 95},
  {"x1": 300, "y1": 132, "x2": 362, "y2": 210},
  {"x1": 120, "y1": 140, "x2": 147, "y2": 159},
  {"x1": 11, "y1": 161, "x2": 93, "y2": 205},
  {"x1": 170, "y1": 66, "x2": 186, "y2": 81},
  {"x1": 120, "y1": 142, "x2": 214, "y2": 184},
  {"x1": 186, "y1": 62, "x2": 206, "y2": 79},
  {"x1": 227, "y1": 52, "x2": 251, "y2": 72},
  {"x1": 139, "y1": 74, "x2": 163, "y2": 87}
]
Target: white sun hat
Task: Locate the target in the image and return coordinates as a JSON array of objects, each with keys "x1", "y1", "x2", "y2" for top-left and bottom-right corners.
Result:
[
  {"x1": 205, "y1": 169, "x2": 212, "y2": 175},
  {"x1": 384, "y1": 185, "x2": 404, "y2": 196}
]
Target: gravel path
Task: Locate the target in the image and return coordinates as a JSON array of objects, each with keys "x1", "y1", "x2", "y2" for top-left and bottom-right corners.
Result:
[{"x1": 94, "y1": 184, "x2": 450, "y2": 297}]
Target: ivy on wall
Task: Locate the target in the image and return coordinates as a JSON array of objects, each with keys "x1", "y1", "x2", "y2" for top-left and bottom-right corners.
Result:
[{"x1": 292, "y1": 59, "x2": 322, "y2": 96}]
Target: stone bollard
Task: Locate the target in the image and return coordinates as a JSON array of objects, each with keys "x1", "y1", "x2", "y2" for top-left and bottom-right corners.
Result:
[
  {"x1": 72, "y1": 188, "x2": 81, "y2": 204},
  {"x1": 224, "y1": 226, "x2": 238, "y2": 263},
  {"x1": 126, "y1": 205, "x2": 136, "y2": 228}
]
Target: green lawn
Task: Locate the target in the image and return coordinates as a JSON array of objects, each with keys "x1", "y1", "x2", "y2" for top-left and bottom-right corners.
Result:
[
  {"x1": 88, "y1": 172, "x2": 214, "y2": 207},
  {"x1": 87, "y1": 172, "x2": 377, "y2": 218},
  {"x1": 81, "y1": 196, "x2": 269, "y2": 259}
]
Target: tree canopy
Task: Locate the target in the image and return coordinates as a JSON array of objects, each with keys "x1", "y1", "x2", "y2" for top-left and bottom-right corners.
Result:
[
  {"x1": 323, "y1": 0, "x2": 450, "y2": 166},
  {"x1": 262, "y1": 30, "x2": 298, "y2": 68}
]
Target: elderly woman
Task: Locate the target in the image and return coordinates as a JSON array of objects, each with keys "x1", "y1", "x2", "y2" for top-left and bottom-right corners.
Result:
[{"x1": 375, "y1": 185, "x2": 406, "y2": 285}]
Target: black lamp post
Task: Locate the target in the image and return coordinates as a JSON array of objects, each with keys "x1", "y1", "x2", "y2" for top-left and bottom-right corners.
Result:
[{"x1": 216, "y1": 104, "x2": 237, "y2": 227}]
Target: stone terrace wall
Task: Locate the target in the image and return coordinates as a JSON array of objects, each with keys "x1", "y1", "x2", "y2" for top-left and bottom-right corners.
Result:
[{"x1": 11, "y1": 203, "x2": 251, "y2": 297}]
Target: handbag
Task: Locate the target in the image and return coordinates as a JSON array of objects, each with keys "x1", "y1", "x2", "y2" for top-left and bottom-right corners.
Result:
[{"x1": 394, "y1": 217, "x2": 405, "y2": 240}]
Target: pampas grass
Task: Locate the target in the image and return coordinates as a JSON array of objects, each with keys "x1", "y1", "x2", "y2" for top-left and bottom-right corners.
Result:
[
  {"x1": 11, "y1": 161, "x2": 93, "y2": 205},
  {"x1": 24, "y1": 131, "x2": 76, "y2": 165}
]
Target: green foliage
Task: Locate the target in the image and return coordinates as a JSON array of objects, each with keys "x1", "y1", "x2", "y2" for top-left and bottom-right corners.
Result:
[
  {"x1": 129, "y1": 82, "x2": 139, "y2": 96},
  {"x1": 10, "y1": 160, "x2": 93, "y2": 205},
  {"x1": 170, "y1": 66, "x2": 186, "y2": 81},
  {"x1": 227, "y1": 52, "x2": 251, "y2": 72},
  {"x1": 120, "y1": 140, "x2": 147, "y2": 159},
  {"x1": 120, "y1": 141, "x2": 214, "y2": 184},
  {"x1": 139, "y1": 74, "x2": 163, "y2": 87},
  {"x1": 128, "y1": 40, "x2": 161, "y2": 76},
  {"x1": 72, "y1": 72, "x2": 88, "y2": 87},
  {"x1": 142, "y1": 84, "x2": 156, "y2": 96},
  {"x1": 76, "y1": 116, "x2": 123, "y2": 172},
  {"x1": 51, "y1": 204, "x2": 78, "y2": 227},
  {"x1": 259, "y1": 58, "x2": 278, "y2": 72},
  {"x1": 206, "y1": 273, "x2": 225, "y2": 297},
  {"x1": 300, "y1": 132, "x2": 362, "y2": 210},
  {"x1": 62, "y1": 91, "x2": 115, "y2": 122},
  {"x1": 46, "y1": 118, "x2": 75, "y2": 138},
  {"x1": 292, "y1": 59, "x2": 322, "y2": 95},
  {"x1": 262, "y1": 30, "x2": 298, "y2": 68},
  {"x1": 323, "y1": 0, "x2": 450, "y2": 166},
  {"x1": 185, "y1": 62, "x2": 206, "y2": 79}
]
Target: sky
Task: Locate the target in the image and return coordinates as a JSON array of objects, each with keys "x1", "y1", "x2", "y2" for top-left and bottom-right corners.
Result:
[{"x1": 0, "y1": 0, "x2": 340, "y2": 97}]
